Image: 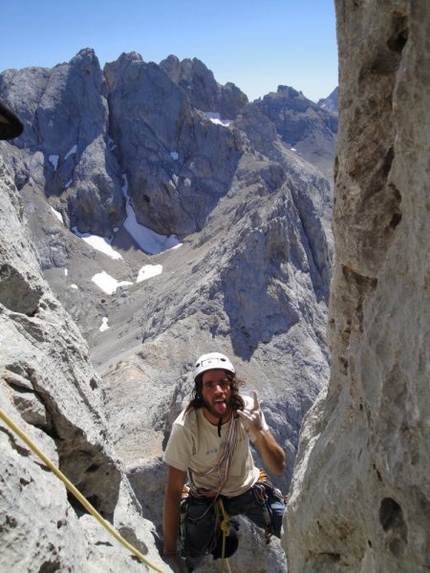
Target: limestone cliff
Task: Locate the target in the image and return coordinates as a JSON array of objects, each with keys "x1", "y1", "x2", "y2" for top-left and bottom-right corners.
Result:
[
  {"x1": 0, "y1": 158, "x2": 167, "y2": 572},
  {"x1": 285, "y1": 2, "x2": 430, "y2": 572}
]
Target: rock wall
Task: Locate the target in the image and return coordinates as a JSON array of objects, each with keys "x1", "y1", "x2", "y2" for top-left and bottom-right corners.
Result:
[
  {"x1": 0, "y1": 160, "x2": 166, "y2": 572},
  {"x1": 284, "y1": 2, "x2": 430, "y2": 572}
]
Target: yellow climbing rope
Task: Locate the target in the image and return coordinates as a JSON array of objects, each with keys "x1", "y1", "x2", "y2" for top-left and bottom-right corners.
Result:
[
  {"x1": 0, "y1": 409, "x2": 165, "y2": 573},
  {"x1": 217, "y1": 498, "x2": 233, "y2": 573}
]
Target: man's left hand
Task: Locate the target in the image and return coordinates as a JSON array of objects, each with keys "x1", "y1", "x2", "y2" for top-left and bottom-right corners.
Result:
[{"x1": 237, "y1": 391, "x2": 269, "y2": 437}]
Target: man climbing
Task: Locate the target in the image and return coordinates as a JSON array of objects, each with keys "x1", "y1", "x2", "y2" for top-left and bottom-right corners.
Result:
[{"x1": 162, "y1": 352, "x2": 286, "y2": 572}]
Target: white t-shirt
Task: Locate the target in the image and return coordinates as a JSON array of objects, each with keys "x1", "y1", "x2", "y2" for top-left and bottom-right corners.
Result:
[{"x1": 163, "y1": 395, "x2": 261, "y2": 497}]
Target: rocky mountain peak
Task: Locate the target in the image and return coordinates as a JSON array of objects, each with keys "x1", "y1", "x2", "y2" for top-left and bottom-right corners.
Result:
[
  {"x1": 318, "y1": 86, "x2": 338, "y2": 112},
  {"x1": 254, "y1": 85, "x2": 338, "y2": 180},
  {"x1": 269, "y1": 85, "x2": 310, "y2": 108},
  {"x1": 160, "y1": 54, "x2": 248, "y2": 118},
  {"x1": 69, "y1": 47, "x2": 100, "y2": 67}
]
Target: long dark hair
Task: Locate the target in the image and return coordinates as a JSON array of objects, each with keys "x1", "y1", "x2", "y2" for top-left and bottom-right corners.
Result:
[{"x1": 185, "y1": 372, "x2": 245, "y2": 415}]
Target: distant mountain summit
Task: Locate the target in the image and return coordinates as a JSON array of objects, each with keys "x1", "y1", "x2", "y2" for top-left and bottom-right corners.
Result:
[
  {"x1": 159, "y1": 54, "x2": 249, "y2": 119},
  {"x1": 317, "y1": 86, "x2": 339, "y2": 112},
  {"x1": 0, "y1": 49, "x2": 336, "y2": 243},
  {"x1": 255, "y1": 85, "x2": 338, "y2": 180}
]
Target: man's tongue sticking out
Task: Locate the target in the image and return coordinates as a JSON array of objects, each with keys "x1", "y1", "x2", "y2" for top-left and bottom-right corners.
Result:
[{"x1": 213, "y1": 400, "x2": 227, "y2": 416}]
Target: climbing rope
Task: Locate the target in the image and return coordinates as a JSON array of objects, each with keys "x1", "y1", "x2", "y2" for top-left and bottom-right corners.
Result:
[
  {"x1": 0, "y1": 409, "x2": 165, "y2": 573},
  {"x1": 217, "y1": 498, "x2": 233, "y2": 573},
  {"x1": 188, "y1": 415, "x2": 239, "y2": 498}
]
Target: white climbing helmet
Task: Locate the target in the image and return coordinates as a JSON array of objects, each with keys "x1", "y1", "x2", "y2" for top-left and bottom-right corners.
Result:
[{"x1": 193, "y1": 352, "x2": 235, "y2": 382}]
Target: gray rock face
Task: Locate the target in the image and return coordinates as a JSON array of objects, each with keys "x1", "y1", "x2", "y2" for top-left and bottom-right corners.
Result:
[
  {"x1": 160, "y1": 54, "x2": 249, "y2": 118},
  {"x1": 104, "y1": 52, "x2": 243, "y2": 236},
  {"x1": 1, "y1": 48, "x2": 335, "y2": 247},
  {"x1": 0, "y1": 162, "x2": 166, "y2": 572},
  {"x1": 0, "y1": 49, "x2": 124, "y2": 236},
  {"x1": 285, "y1": 2, "x2": 430, "y2": 572}
]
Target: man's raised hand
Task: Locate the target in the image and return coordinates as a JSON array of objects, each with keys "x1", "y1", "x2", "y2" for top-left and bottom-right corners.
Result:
[{"x1": 237, "y1": 391, "x2": 269, "y2": 437}]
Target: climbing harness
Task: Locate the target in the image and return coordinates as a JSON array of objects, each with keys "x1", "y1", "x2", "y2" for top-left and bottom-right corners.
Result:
[
  {"x1": 0, "y1": 409, "x2": 165, "y2": 573},
  {"x1": 254, "y1": 469, "x2": 278, "y2": 543},
  {"x1": 181, "y1": 473, "x2": 284, "y2": 571}
]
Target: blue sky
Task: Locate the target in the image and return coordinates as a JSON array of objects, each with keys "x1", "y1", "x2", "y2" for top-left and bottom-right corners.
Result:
[{"x1": 2, "y1": 0, "x2": 338, "y2": 103}]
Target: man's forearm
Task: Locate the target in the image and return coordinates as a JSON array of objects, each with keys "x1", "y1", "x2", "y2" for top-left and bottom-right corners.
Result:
[
  {"x1": 163, "y1": 491, "x2": 182, "y2": 553},
  {"x1": 254, "y1": 430, "x2": 286, "y2": 474}
]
